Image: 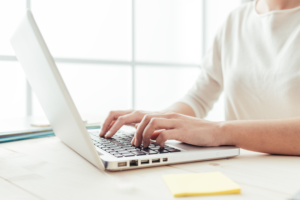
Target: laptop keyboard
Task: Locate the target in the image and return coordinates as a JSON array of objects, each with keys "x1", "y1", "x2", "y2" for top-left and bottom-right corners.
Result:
[{"x1": 89, "y1": 131, "x2": 181, "y2": 158}]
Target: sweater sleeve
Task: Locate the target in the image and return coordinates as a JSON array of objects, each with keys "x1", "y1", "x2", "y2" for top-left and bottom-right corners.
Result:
[{"x1": 179, "y1": 33, "x2": 223, "y2": 118}]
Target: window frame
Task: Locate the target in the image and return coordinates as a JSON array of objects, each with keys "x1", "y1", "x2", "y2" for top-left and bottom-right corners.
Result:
[{"x1": 0, "y1": 0, "x2": 207, "y2": 116}]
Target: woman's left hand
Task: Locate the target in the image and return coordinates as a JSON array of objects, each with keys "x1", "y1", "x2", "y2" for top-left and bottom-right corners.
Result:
[{"x1": 131, "y1": 112, "x2": 227, "y2": 147}]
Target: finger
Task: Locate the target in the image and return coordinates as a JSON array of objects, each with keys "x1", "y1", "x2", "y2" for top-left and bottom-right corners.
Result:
[
  {"x1": 155, "y1": 129, "x2": 178, "y2": 147},
  {"x1": 134, "y1": 114, "x2": 175, "y2": 147},
  {"x1": 107, "y1": 120, "x2": 116, "y2": 131},
  {"x1": 131, "y1": 123, "x2": 138, "y2": 145},
  {"x1": 105, "y1": 112, "x2": 144, "y2": 138},
  {"x1": 131, "y1": 137, "x2": 135, "y2": 146},
  {"x1": 99, "y1": 110, "x2": 132, "y2": 137},
  {"x1": 151, "y1": 130, "x2": 163, "y2": 140},
  {"x1": 141, "y1": 118, "x2": 176, "y2": 147},
  {"x1": 131, "y1": 130, "x2": 160, "y2": 145},
  {"x1": 136, "y1": 122, "x2": 162, "y2": 140}
]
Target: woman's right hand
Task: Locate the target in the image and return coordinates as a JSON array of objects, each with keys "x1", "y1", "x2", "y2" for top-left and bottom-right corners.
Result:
[{"x1": 99, "y1": 110, "x2": 162, "y2": 138}]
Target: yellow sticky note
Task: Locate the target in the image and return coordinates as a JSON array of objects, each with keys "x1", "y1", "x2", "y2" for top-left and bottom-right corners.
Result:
[{"x1": 162, "y1": 172, "x2": 240, "y2": 197}]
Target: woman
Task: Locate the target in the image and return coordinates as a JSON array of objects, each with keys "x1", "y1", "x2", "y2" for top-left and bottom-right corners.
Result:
[{"x1": 100, "y1": 0, "x2": 300, "y2": 155}]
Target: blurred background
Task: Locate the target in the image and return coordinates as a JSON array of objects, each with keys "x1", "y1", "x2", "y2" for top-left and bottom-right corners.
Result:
[{"x1": 0, "y1": 0, "x2": 250, "y2": 122}]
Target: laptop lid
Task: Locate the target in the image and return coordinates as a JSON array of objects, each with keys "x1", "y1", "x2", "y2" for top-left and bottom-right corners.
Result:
[{"x1": 10, "y1": 10, "x2": 104, "y2": 170}]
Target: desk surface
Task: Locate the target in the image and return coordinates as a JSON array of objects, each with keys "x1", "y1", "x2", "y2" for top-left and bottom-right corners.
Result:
[{"x1": 0, "y1": 121, "x2": 300, "y2": 200}]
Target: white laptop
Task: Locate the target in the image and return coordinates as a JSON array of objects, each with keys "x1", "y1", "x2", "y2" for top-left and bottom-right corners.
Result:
[{"x1": 10, "y1": 10, "x2": 239, "y2": 171}]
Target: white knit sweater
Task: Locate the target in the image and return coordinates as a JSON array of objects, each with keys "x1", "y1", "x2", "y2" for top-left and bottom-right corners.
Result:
[{"x1": 180, "y1": 1, "x2": 300, "y2": 120}]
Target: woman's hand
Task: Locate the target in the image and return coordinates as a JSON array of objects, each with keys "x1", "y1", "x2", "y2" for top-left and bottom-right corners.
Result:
[
  {"x1": 132, "y1": 112, "x2": 225, "y2": 148},
  {"x1": 99, "y1": 110, "x2": 163, "y2": 138}
]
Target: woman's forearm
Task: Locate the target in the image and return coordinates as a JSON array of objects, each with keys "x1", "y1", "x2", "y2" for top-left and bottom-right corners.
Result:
[{"x1": 220, "y1": 117, "x2": 300, "y2": 155}]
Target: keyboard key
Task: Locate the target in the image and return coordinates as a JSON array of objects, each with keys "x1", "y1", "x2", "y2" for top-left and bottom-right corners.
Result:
[
  {"x1": 106, "y1": 144, "x2": 118, "y2": 147},
  {"x1": 122, "y1": 153, "x2": 135, "y2": 157},
  {"x1": 99, "y1": 142, "x2": 110, "y2": 145},
  {"x1": 167, "y1": 149, "x2": 181, "y2": 152},
  {"x1": 124, "y1": 147, "x2": 136, "y2": 150},
  {"x1": 130, "y1": 150, "x2": 143, "y2": 154},
  {"x1": 117, "y1": 146, "x2": 126, "y2": 149},
  {"x1": 164, "y1": 146, "x2": 173, "y2": 149},
  {"x1": 112, "y1": 147, "x2": 124, "y2": 150},
  {"x1": 115, "y1": 148, "x2": 126, "y2": 151},
  {"x1": 136, "y1": 153, "x2": 146, "y2": 156},
  {"x1": 91, "y1": 136, "x2": 101, "y2": 140},
  {"x1": 149, "y1": 150, "x2": 158, "y2": 154},
  {"x1": 136, "y1": 152, "x2": 146, "y2": 155},
  {"x1": 149, "y1": 146, "x2": 161, "y2": 150},
  {"x1": 118, "y1": 151, "x2": 130, "y2": 154},
  {"x1": 114, "y1": 154, "x2": 123, "y2": 158},
  {"x1": 142, "y1": 148, "x2": 158, "y2": 154},
  {"x1": 158, "y1": 149, "x2": 169, "y2": 154}
]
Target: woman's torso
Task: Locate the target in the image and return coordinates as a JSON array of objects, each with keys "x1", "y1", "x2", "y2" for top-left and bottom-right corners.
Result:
[{"x1": 221, "y1": 1, "x2": 300, "y2": 120}]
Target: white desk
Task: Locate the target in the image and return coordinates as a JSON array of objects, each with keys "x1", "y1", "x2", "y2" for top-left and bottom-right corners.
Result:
[{"x1": 0, "y1": 118, "x2": 299, "y2": 200}]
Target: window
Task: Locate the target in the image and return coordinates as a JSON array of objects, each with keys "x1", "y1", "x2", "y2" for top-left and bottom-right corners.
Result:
[
  {"x1": 0, "y1": 0, "x2": 242, "y2": 121},
  {"x1": 0, "y1": 0, "x2": 26, "y2": 119}
]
